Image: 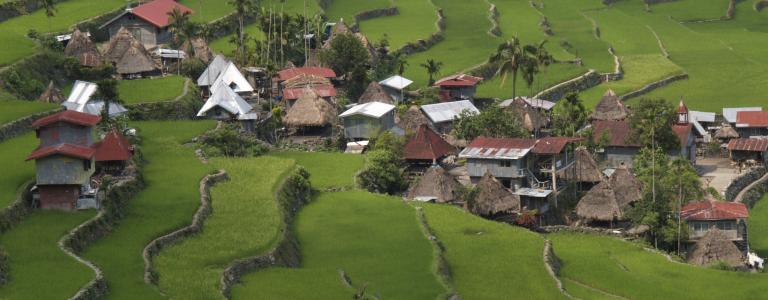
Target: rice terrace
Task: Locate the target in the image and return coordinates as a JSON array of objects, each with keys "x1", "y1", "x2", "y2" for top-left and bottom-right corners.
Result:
[{"x1": 2, "y1": 0, "x2": 768, "y2": 299}]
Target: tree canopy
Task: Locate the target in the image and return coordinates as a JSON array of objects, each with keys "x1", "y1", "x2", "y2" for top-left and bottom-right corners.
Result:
[{"x1": 454, "y1": 106, "x2": 529, "y2": 140}]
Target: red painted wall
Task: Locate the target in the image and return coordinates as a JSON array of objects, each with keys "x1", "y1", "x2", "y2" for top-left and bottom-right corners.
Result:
[{"x1": 39, "y1": 185, "x2": 79, "y2": 210}]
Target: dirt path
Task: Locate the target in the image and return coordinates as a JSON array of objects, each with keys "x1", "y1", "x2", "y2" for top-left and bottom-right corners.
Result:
[{"x1": 734, "y1": 172, "x2": 768, "y2": 203}]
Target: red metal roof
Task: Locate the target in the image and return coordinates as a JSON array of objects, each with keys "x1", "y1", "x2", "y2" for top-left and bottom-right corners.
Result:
[
  {"x1": 277, "y1": 67, "x2": 336, "y2": 81},
  {"x1": 26, "y1": 143, "x2": 95, "y2": 161},
  {"x1": 727, "y1": 138, "x2": 768, "y2": 152},
  {"x1": 591, "y1": 119, "x2": 640, "y2": 148},
  {"x1": 131, "y1": 0, "x2": 193, "y2": 28},
  {"x1": 283, "y1": 85, "x2": 336, "y2": 100},
  {"x1": 94, "y1": 129, "x2": 133, "y2": 162},
  {"x1": 532, "y1": 137, "x2": 582, "y2": 155},
  {"x1": 32, "y1": 110, "x2": 101, "y2": 129},
  {"x1": 433, "y1": 74, "x2": 483, "y2": 87},
  {"x1": 681, "y1": 201, "x2": 748, "y2": 220},
  {"x1": 736, "y1": 111, "x2": 768, "y2": 127},
  {"x1": 403, "y1": 125, "x2": 455, "y2": 160},
  {"x1": 672, "y1": 123, "x2": 693, "y2": 148}
]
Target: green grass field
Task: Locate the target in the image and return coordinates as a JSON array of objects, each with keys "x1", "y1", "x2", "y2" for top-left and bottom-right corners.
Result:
[
  {"x1": 358, "y1": 0, "x2": 438, "y2": 50},
  {"x1": 323, "y1": 0, "x2": 392, "y2": 24},
  {"x1": 419, "y1": 204, "x2": 566, "y2": 299},
  {"x1": 0, "y1": 100, "x2": 58, "y2": 126},
  {"x1": 179, "y1": 0, "x2": 235, "y2": 23},
  {"x1": 118, "y1": 76, "x2": 187, "y2": 104},
  {"x1": 81, "y1": 121, "x2": 215, "y2": 300},
  {"x1": 0, "y1": 0, "x2": 124, "y2": 66},
  {"x1": 0, "y1": 210, "x2": 96, "y2": 299},
  {"x1": 550, "y1": 232, "x2": 768, "y2": 300},
  {"x1": 748, "y1": 193, "x2": 768, "y2": 257},
  {"x1": 154, "y1": 156, "x2": 295, "y2": 299},
  {"x1": 209, "y1": 23, "x2": 266, "y2": 56},
  {"x1": 0, "y1": 134, "x2": 39, "y2": 209},
  {"x1": 269, "y1": 152, "x2": 364, "y2": 189},
  {"x1": 231, "y1": 190, "x2": 447, "y2": 299}
]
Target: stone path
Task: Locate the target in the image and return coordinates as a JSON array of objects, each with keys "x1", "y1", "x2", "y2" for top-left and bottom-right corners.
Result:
[{"x1": 734, "y1": 172, "x2": 768, "y2": 203}]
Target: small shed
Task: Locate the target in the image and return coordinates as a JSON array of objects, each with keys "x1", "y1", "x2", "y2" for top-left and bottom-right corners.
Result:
[
  {"x1": 99, "y1": 0, "x2": 193, "y2": 49},
  {"x1": 421, "y1": 100, "x2": 479, "y2": 134},
  {"x1": 403, "y1": 124, "x2": 455, "y2": 164},
  {"x1": 727, "y1": 138, "x2": 768, "y2": 163},
  {"x1": 406, "y1": 166, "x2": 461, "y2": 203},
  {"x1": 283, "y1": 88, "x2": 337, "y2": 134},
  {"x1": 38, "y1": 81, "x2": 65, "y2": 104},
  {"x1": 501, "y1": 97, "x2": 546, "y2": 132},
  {"x1": 575, "y1": 181, "x2": 624, "y2": 223},
  {"x1": 466, "y1": 171, "x2": 520, "y2": 217},
  {"x1": 281, "y1": 73, "x2": 335, "y2": 107},
  {"x1": 433, "y1": 74, "x2": 483, "y2": 102},
  {"x1": 64, "y1": 29, "x2": 101, "y2": 67},
  {"x1": 379, "y1": 75, "x2": 413, "y2": 103},
  {"x1": 687, "y1": 228, "x2": 744, "y2": 267},
  {"x1": 358, "y1": 81, "x2": 395, "y2": 105},
  {"x1": 94, "y1": 129, "x2": 134, "y2": 172},
  {"x1": 339, "y1": 101, "x2": 396, "y2": 140},
  {"x1": 591, "y1": 89, "x2": 628, "y2": 121}
]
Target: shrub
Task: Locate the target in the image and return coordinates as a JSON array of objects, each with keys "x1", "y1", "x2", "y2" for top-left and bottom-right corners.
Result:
[
  {"x1": 357, "y1": 150, "x2": 407, "y2": 195},
  {"x1": 198, "y1": 124, "x2": 268, "y2": 157}
]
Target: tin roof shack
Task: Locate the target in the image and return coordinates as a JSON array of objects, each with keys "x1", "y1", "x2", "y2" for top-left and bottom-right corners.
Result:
[
  {"x1": 379, "y1": 75, "x2": 413, "y2": 104},
  {"x1": 403, "y1": 124, "x2": 455, "y2": 165},
  {"x1": 433, "y1": 74, "x2": 483, "y2": 102},
  {"x1": 93, "y1": 129, "x2": 134, "y2": 173},
  {"x1": 63, "y1": 80, "x2": 128, "y2": 117},
  {"x1": 339, "y1": 101, "x2": 396, "y2": 140},
  {"x1": 682, "y1": 200, "x2": 749, "y2": 255},
  {"x1": 197, "y1": 81, "x2": 256, "y2": 131},
  {"x1": 421, "y1": 100, "x2": 479, "y2": 134},
  {"x1": 26, "y1": 111, "x2": 100, "y2": 210},
  {"x1": 727, "y1": 138, "x2": 768, "y2": 165},
  {"x1": 735, "y1": 111, "x2": 768, "y2": 138},
  {"x1": 99, "y1": 0, "x2": 193, "y2": 49},
  {"x1": 672, "y1": 100, "x2": 697, "y2": 164},
  {"x1": 197, "y1": 55, "x2": 255, "y2": 98},
  {"x1": 591, "y1": 119, "x2": 641, "y2": 168}
]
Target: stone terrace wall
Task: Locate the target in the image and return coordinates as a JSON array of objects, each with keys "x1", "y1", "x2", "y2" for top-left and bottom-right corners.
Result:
[
  {"x1": 0, "y1": 0, "x2": 68, "y2": 23},
  {"x1": 619, "y1": 73, "x2": 688, "y2": 101},
  {"x1": 726, "y1": 167, "x2": 767, "y2": 201},
  {"x1": 351, "y1": 7, "x2": 399, "y2": 31},
  {"x1": 396, "y1": 6, "x2": 445, "y2": 55},
  {"x1": 533, "y1": 70, "x2": 602, "y2": 101},
  {"x1": 0, "y1": 108, "x2": 62, "y2": 143}
]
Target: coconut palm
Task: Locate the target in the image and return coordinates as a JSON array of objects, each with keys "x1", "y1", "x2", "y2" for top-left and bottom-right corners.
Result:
[
  {"x1": 490, "y1": 37, "x2": 527, "y2": 99},
  {"x1": 420, "y1": 59, "x2": 443, "y2": 85},
  {"x1": 167, "y1": 8, "x2": 191, "y2": 47},
  {"x1": 394, "y1": 53, "x2": 408, "y2": 75},
  {"x1": 521, "y1": 40, "x2": 553, "y2": 90}
]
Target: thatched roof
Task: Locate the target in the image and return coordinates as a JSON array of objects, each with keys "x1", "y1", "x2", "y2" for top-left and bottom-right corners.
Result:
[
  {"x1": 64, "y1": 29, "x2": 101, "y2": 67},
  {"x1": 407, "y1": 167, "x2": 461, "y2": 203},
  {"x1": 283, "y1": 73, "x2": 331, "y2": 89},
  {"x1": 687, "y1": 228, "x2": 744, "y2": 267},
  {"x1": 591, "y1": 89, "x2": 629, "y2": 121},
  {"x1": 609, "y1": 166, "x2": 642, "y2": 208},
  {"x1": 715, "y1": 124, "x2": 739, "y2": 139},
  {"x1": 102, "y1": 27, "x2": 137, "y2": 63},
  {"x1": 398, "y1": 105, "x2": 429, "y2": 134},
  {"x1": 38, "y1": 81, "x2": 65, "y2": 104},
  {"x1": 576, "y1": 181, "x2": 623, "y2": 221},
  {"x1": 115, "y1": 39, "x2": 158, "y2": 75},
  {"x1": 558, "y1": 147, "x2": 603, "y2": 183},
  {"x1": 467, "y1": 172, "x2": 520, "y2": 216},
  {"x1": 181, "y1": 37, "x2": 212, "y2": 63},
  {"x1": 358, "y1": 81, "x2": 394, "y2": 104},
  {"x1": 507, "y1": 98, "x2": 545, "y2": 131},
  {"x1": 283, "y1": 88, "x2": 337, "y2": 127}
]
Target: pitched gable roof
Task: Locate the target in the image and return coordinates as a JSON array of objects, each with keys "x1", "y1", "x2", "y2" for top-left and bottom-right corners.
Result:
[
  {"x1": 277, "y1": 67, "x2": 336, "y2": 81},
  {"x1": 339, "y1": 101, "x2": 395, "y2": 118},
  {"x1": 403, "y1": 124, "x2": 455, "y2": 161},
  {"x1": 591, "y1": 119, "x2": 640, "y2": 148},
  {"x1": 672, "y1": 123, "x2": 693, "y2": 148},
  {"x1": 115, "y1": 39, "x2": 158, "y2": 74},
  {"x1": 434, "y1": 74, "x2": 483, "y2": 87},
  {"x1": 736, "y1": 111, "x2": 768, "y2": 128},
  {"x1": 129, "y1": 0, "x2": 193, "y2": 28},
  {"x1": 94, "y1": 129, "x2": 133, "y2": 162},
  {"x1": 681, "y1": 201, "x2": 749, "y2": 220},
  {"x1": 197, "y1": 54, "x2": 229, "y2": 86},
  {"x1": 210, "y1": 62, "x2": 254, "y2": 94},
  {"x1": 358, "y1": 81, "x2": 395, "y2": 104},
  {"x1": 421, "y1": 100, "x2": 479, "y2": 124},
  {"x1": 32, "y1": 110, "x2": 101, "y2": 129},
  {"x1": 26, "y1": 143, "x2": 96, "y2": 161},
  {"x1": 727, "y1": 138, "x2": 768, "y2": 152},
  {"x1": 197, "y1": 82, "x2": 253, "y2": 117}
]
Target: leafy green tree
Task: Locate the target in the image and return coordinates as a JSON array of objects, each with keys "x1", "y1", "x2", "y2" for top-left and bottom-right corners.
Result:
[
  {"x1": 320, "y1": 33, "x2": 370, "y2": 81},
  {"x1": 420, "y1": 59, "x2": 442, "y2": 85},
  {"x1": 629, "y1": 98, "x2": 679, "y2": 153},
  {"x1": 454, "y1": 106, "x2": 529, "y2": 140},
  {"x1": 552, "y1": 93, "x2": 590, "y2": 137},
  {"x1": 357, "y1": 149, "x2": 407, "y2": 195},
  {"x1": 372, "y1": 131, "x2": 406, "y2": 158},
  {"x1": 94, "y1": 79, "x2": 120, "y2": 125},
  {"x1": 520, "y1": 40, "x2": 553, "y2": 93},
  {"x1": 491, "y1": 37, "x2": 553, "y2": 99},
  {"x1": 229, "y1": 0, "x2": 258, "y2": 62}
]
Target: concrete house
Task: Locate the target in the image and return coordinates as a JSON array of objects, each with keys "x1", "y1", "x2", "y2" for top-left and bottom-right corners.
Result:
[
  {"x1": 26, "y1": 111, "x2": 101, "y2": 210},
  {"x1": 421, "y1": 100, "x2": 479, "y2": 134},
  {"x1": 682, "y1": 200, "x2": 749, "y2": 253},
  {"x1": 433, "y1": 74, "x2": 483, "y2": 102},
  {"x1": 591, "y1": 119, "x2": 641, "y2": 168},
  {"x1": 339, "y1": 101, "x2": 396, "y2": 140},
  {"x1": 99, "y1": 0, "x2": 193, "y2": 49}
]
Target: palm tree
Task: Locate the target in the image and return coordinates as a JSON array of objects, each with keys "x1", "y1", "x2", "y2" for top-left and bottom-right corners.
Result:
[
  {"x1": 490, "y1": 37, "x2": 526, "y2": 99},
  {"x1": 228, "y1": 0, "x2": 259, "y2": 62},
  {"x1": 394, "y1": 53, "x2": 408, "y2": 75},
  {"x1": 420, "y1": 59, "x2": 443, "y2": 85},
  {"x1": 39, "y1": 0, "x2": 57, "y2": 33},
  {"x1": 167, "y1": 8, "x2": 191, "y2": 47},
  {"x1": 521, "y1": 40, "x2": 553, "y2": 92}
]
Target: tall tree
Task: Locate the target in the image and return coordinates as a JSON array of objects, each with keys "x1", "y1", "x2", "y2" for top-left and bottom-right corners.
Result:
[
  {"x1": 167, "y1": 8, "x2": 191, "y2": 46},
  {"x1": 39, "y1": 0, "x2": 57, "y2": 32},
  {"x1": 229, "y1": 0, "x2": 258, "y2": 62},
  {"x1": 521, "y1": 40, "x2": 553, "y2": 92},
  {"x1": 319, "y1": 33, "x2": 369, "y2": 80},
  {"x1": 94, "y1": 79, "x2": 120, "y2": 124},
  {"x1": 454, "y1": 106, "x2": 529, "y2": 140},
  {"x1": 629, "y1": 98, "x2": 679, "y2": 153},
  {"x1": 490, "y1": 38, "x2": 525, "y2": 99},
  {"x1": 420, "y1": 59, "x2": 442, "y2": 85},
  {"x1": 552, "y1": 93, "x2": 590, "y2": 137}
]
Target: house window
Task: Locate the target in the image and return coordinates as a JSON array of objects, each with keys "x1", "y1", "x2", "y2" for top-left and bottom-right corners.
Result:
[
  {"x1": 500, "y1": 160, "x2": 512, "y2": 167},
  {"x1": 83, "y1": 159, "x2": 91, "y2": 171},
  {"x1": 717, "y1": 221, "x2": 734, "y2": 231},
  {"x1": 691, "y1": 222, "x2": 710, "y2": 233}
]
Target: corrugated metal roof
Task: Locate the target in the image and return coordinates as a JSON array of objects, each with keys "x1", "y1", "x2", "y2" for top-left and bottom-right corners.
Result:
[
  {"x1": 500, "y1": 97, "x2": 555, "y2": 110},
  {"x1": 723, "y1": 107, "x2": 762, "y2": 123},
  {"x1": 26, "y1": 143, "x2": 96, "y2": 161},
  {"x1": 197, "y1": 82, "x2": 253, "y2": 117},
  {"x1": 32, "y1": 110, "x2": 101, "y2": 129},
  {"x1": 533, "y1": 137, "x2": 581, "y2": 154},
  {"x1": 691, "y1": 110, "x2": 716, "y2": 123},
  {"x1": 197, "y1": 55, "x2": 229, "y2": 86},
  {"x1": 433, "y1": 74, "x2": 483, "y2": 87},
  {"x1": 64, "y1": 80, "x2": 98, "y2": 112},
  {"x1": 421, "y1": 100, "x2": 479, "y2": 123},
  {"x1": 155, "y1": 48, "x2": 186, "y2": 59},
  {"x1": 459, "y1": 137, "x2": 536, "y2": 160},
  {"x1": 681, "y1": 201, "x2": 748, "y2": 220},
  {"x1": 736, "y1": 111, "x2": 768, "y2": 128},
  {"x1": 283, "y1": 85, "x2": 336, "y2": 100},
  {"x1": 277, "y1": 67, "x2": 336, "y2": 81},
  {"x1": 379, "y1": 75, "x2": 413, "y2": 90},
  {"x1": 210, "y1": 62, "x2": 254, "y2": 94},
  {"x1": 727, "y1": 138, "x2": 768, "y2": 152},
  {"x1": 130, "y1": 0, "x2": 193, "y2": 28},
  {"x1": 339, "y1": 101, "x2": 395, "y2": 118},
  {"x1": 94, "y1": 129, "x2": 133, "y2": 162},
  {"x1": 672, "y1": 124, "x2": 693, "y2": 148}
]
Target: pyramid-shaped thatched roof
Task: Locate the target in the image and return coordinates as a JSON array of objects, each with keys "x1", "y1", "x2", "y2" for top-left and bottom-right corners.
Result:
[
  {"x1": 558, "y1": 147, "x2": 603, "y2": 183},
  {"x1": 115, "y1": 39, "x2": 158, "y2": 75},
  {"x1": 403, "y1": 124, "x2": 455, "y2": 161},
  {"x1": 358, "y1": 81, "x2": 394, "y2": 104},
  {"x1": 609, "y1": 166, "x2": 642, "y2": 208},
  {"x1": 38, "y1": 81, "x2": 65, "y2": 104},
  {"x1": 64, "y1": 29, "x2": 101, "y2": 67},
  {"x1": 283, "y1": 88, "x2": 337, "y2": 127},
  {"x1": 399, "y1": 105, "x2": 430, "y2": 134},
  {"x1": 715, "y1": 124, "x2": 739, "y2": 139},
  {"x1": 507, "y1": 98, "x2": 545, "y2": 131},
  {"x1": 102, "y1": 27, "x2": 138, "y2": 63},
  {"x1": 575, "y1": 181, "x2": 623, "y2": 221},
  {"x1": 687, "y1": 228, "x2": 744, "y2": 267},
  {"x1": 407, "y1": 166, "x2": 461, "y2": 203},
  {"x1": 181, "y1": 37, "x2": 212, "y2": 63},
  {"x1": 591, "y1": 89, "x2": 628, "y2": 121},
  {"x1": 467, "y1": 172, "x2": 520, "y2": 216}
]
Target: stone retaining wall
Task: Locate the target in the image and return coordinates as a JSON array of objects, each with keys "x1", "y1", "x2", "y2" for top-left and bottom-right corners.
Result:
[
  {"x1": 542, "y1": 240, "x2": 574, "y2": 299},
  {"x1": 619, "y1": 73, "x2": 688, "y2": 101},
  {"x1": 142, "y1": 170, "x2": 229, "y2": 285},
  {"x1": 0, "y1": 0, "x2": 69, "y2": 23},
  {"x1": 487, "y1": 3, "x2": 501, "y2": 37},
  {"x1": 726, "y1": 167, "x2": 767, "y2": 201},
  {"x1": 415, "y1": 207, "x2": 456, "y2": 298},
  {"x1": 396, "y1": 6, "x2": 445, "y2": 55},
  {"x1": 351, "y1": 7, "x2": 399, "y2": 31},
  {"x1": 533, "y1": 70, "x2": 602, "y2": 101},
  {"x1": 755, "y1": 0, "x2": 768, "y2": 11},
  {"x1": 219, "y1": 167, "x2": 311, "y2": 299},
  {"x1": 601, "y1": 47, "x2": 623, "y2": 81},
  {"x1": 0, "y1": 108, "x2": 62, "y2": 144}
]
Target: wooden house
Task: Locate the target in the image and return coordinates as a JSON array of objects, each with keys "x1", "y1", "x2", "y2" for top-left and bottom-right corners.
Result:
[
  {"x1": 403, "y1": 124, "x2": 455, "y2": 165},
  {"x1": 557, "y1": 147, "x2": 604, "y2": 189},
  {"x1": 101, "y1": 27, "x2": 160, "y2": 78},
  {"x1": 682, "y1": 200, "x2": 749, "y2": 254},
  {"x1": 421, "y1": 100, "x2": 479, "y2": 134},
  {"x1": 99, "y1": 0, "x2": 193, "y2": 49},
  {"x1": 94, "y1": 129, "x2": 134, "y2": 173},
  {"x1": 591, "y1": 119, "x2": 641, "y2": 168},
  {"x1": 26, "y1": 111, "x2": 101, "y2": 210},
  {"x1": 735, "y1": 111, "x2": 768, "y2": 138},
  {"x1": 433, "y1": 74, "x2": 483, "y2": 102},
  {"x1": 379, "y1": 75, "x2": 413, "y2": 104},
  {"x1": 339, "y1": 101, "x2": 396, "y2": 140},
  {"x1": 727, "y1": 138, "x2": 768, "y2": 164}
]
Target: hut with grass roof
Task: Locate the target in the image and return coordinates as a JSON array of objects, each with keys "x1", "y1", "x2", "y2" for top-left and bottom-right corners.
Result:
[
  {"x1": 715, "y1": 123, "x2": 740, "y2": 141},
  {"x1": 102, "y1": 27, "x2": 137, "y2": 63},
  {"x1": 558, "y1": 147, "x2": 603, "y2": 186},
  {"x1": 466, "y1": 172, "x2": 520, "y2": 217},
  {"x1": 64, "y1": 29, "x2": 101, "y2": 67},
  {"x1": 115, "y1": 39, "x2": 160, "y2": 78},
  {"x1": 281, "y1": 73, "x2": 336, "y2": 106},
  {"x1": 591, "y1": 89, "x2": 628, "y2": 121},
  {"x1": 503, "y1": 97, "x2": 546, "y2": 132},
  {"x1": 358, "y1": 81, "x2": 395, "y2": 104},
  {"x1": 575, "y1": 181, "x2": 624, "y2": 223},
  {"x1": 407, "y1": 166, "x2": 461, "y2": 203},
  {"x1": 38, "y1": 81, "x2": 65, "y2": 104},
  {"x1": 283, "y1": 88, "x2": 337, "y2": 135},
  {"x1": 398, "y1": 105, "x2": 430, "y2": 134},
  {"x1": 609, "y1": 166, "x2": 642, "y2": 207},
  {"x1": 687, "y1": 228, "x2": 744, "y2": 267},
  {"x1": 181, "y1": 37, "x2": 212, "y2": 63}
]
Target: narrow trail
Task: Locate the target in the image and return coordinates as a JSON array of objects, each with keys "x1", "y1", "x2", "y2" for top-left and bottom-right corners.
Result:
[
  {"x1": 734, "y1": 172, "x2": 768, "y2": 203},
  {"x1": 172, "y1": 78, "x2": 191, "y2": 102}
]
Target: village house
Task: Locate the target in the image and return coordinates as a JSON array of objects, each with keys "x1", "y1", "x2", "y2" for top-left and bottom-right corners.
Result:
[
  {"x1": 689, "y1": 110, "x2": 716, "y2": 143},
  {"x1": 403, "y1": 124, "x2": 455, "y2": 166},
  {"x1": 64, "y1": 29, "x2": 101, "y2": 67},
  {"x1": 727, "y1": 138, "x2": 768, "y2": 165},
  {"x1": 466, "y1": 172, "x2": 520, "y2": 218},
  {"x1": 196, "y1": 81, "x2": 254, "y2": 122},
  {"x1": 358, "y1": 81, "x2": 395, "y2": 105},
  {"x1": 406, "y1": 166, "x2": 461, "y2": 203},
  {"x1": 735, "y1": 111, "x2": 768, "y2": 138},
  {"x1": 433, "y1": 74, "x2": 483, "y2": 102},
  {"x1": 99, "y1": 0, "x2": 193, "y2": 49},
  {"x1": 681, "y1": 200, "x2": 749, "y2": 255},
  {"x1": 398, "y1": 105, "x2": 430, "y2": 135},
  {"x1": 499, "y1": 97, "x2": 549, "y2": 133},
  {"x1": 557, "y1": 147, "x2": 604, "y2": 190},
  {"x1": 101, "y1": 27, "x2": 160, "y2": 78},
  {"x1": 282, "y1": 88, "x2": 337, "y2": 135},
  {"x1": 672, "y1": 100, "x2": 697, "y2": 164},
  {"x1": 93, "y1": 128, "x2": 134, "y2": 173},
  {"x1": 63, "y1": 80, "x2": 128, "y2": 117},
  {"x1": 26, "y1": 111, "x2": 101, "y2": 210},
  {"x1": 197, "y1": 55, "x2": 255, "y2": 98},
  {"x1": 723, "y1": 107, "x2": 762, "y2": 126},
  {"x1": 339, "y1": 101, "x2": 396, "y2": 140},
  {"x1": 281, "y1": 73, "x2": 336, "y2": 108},
  {"x1": 589, "y1": 89, "x2": 639, "y2": 168},
  {"x1": 421, "y1": 100, "x2": 479, "y2": 134},
  {"x1": 378, "y1": 75, "x2": 413, "y2": 104},
  {"x1": 575, "y1": 166, "x2": 642, "y2": 226}
]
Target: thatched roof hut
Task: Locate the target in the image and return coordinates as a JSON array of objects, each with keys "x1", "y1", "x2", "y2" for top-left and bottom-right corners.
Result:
[
  {"x1": 575, "y1": 181, "x2": 623, "y2": 221},
  {"x1": 398, "y1": 105, "x2": 429, "y2": 134},
  {"x1": 507, "y1": 98, "x2": 545, "y2": 132},
  {"x1": 115, "y1": 39, "x2": 158, "y2": 75},
  {"x1": 467, "y1": 172, "x2": 520, "y2": 216},
  {"x1": 181, "y1": 37, "x2": 212, "y2": 63},
  {"x1": 102, "y1": 27, "x2": 137, "y2": 63},
  {"x1": 407, "y1": 166, "x2": 461, "y2": 203},
  {"x1": 591, "y1": 89, "x2": 628, "y2": 121},
  {"x1": 38, "y1": 81, "x2": 65, "y2": 104},
  {"x1": 715, "y1": 124, "x2": 739, "y2": 139},
  {"x1": 358, "y1": 81, "x2": 394, "y2": 104},
  {"x1": 609, "y1": 166, "x2": 642, "y2": 208},
  {"x1": 64, "y1": 29, "x2": 101, "y2": 67},
  {"x1": 687, "y1": 228, "x2": 744, "y2": 267},
  {"x1": 558, "y1": 147, "x2": 603, "y2": 183},
  {"x1": 283, "y1": 88, "x2": 337, "y2": 128}
]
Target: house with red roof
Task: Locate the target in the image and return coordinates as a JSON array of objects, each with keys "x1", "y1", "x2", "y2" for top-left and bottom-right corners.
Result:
[
  {"x1": 403, "y1": 124, "x2": 455, "y2": 165},
  {"x1": 682, "y1": 200, "x2": 749, "y2": 252},
  {"x1": 100, "y1": 0, "x2": 194, "y2": 49},
  {"x1": 433, "y1": 74, "x2": 483, "y2": 102},
  {"x1": 672, "y1": 100, "x2": 697, "y2": 164},
  {"x1": 727, "y1": 138, "x2": 768, "y2": 164},
  {"x1": 591, "y1": 119, "x2": 641, "y2": 168},
  {"x1": 94, "y1": 129, "x2": 134, "y2": 172},
  {"x1": 26, "y1": 111, "x2": 100, "y2": 210},
  {"x1": 735, "y1": 110, "x2": 768, "y2": 138}
]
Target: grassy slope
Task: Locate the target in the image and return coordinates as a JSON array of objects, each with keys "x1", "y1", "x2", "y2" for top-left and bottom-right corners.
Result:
[
  {"x1": 419, "y1": 204, "x2": 566, "y2": 299},
  {"x1": 0, "y1": 100, "x2": 57, "y2": 126},
  {"x1": 269, "y1": 152, "x2": 364, "y2": 189},
  {"x1": 209, "y1": 23, "x2": 266, "y2": 56},
  {"x1": 0, "y1": 211, "x2": 96, "y2": 299},
  {"x1": 178, "y1": 0, "x2": 235, "y2": 23},
  {"x1": 0, "y1": 134, "x2": 38, "y2": 209},
  {"x1": 550, "y1": 232, "x2": 768, "y2": 300},
  {"x1": 323, "y1": 0, "x2": 392, "y2": 24},
  {"x1": 0, "y1": 0, "x2": 125, "y2": 66},
  {"x1": 81, "y1": 121, "x2": 215, "y2": 300},
  {"x1": 749, "y1": 193, "x2": 768, "y2": 257},
  {"x1": 232, "y1": 190, "x2": 447, "y2": 299},
  {"x1": 118, "y1": 76, "x2": 186, "y2": 104},
  {"x1": 154, "y1": 156, "x2": 295, "y2": 299},
  {"x1": 358, "y1": 0, "x2": 437, "y2": 50}
]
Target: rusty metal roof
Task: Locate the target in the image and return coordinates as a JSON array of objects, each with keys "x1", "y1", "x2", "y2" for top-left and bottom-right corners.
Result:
[
  {"x1": 736, "y1": 111, "x2": 768, "y2": 128},
  {"x1": 459, "y1": 137, "x2": 536, "y2": 160},
  {"x1": 26, "y1": 143, "x2": 95, "y2": 161},
  {"x1": 727, "y1": 138, "x2": 768, "y2": 152},
  {"x1": 681, "y1": 201, "x2": 748, "y2": 220},
  {"x1": 32, "y1": 110, "x2": 101, "y2": 129}
]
